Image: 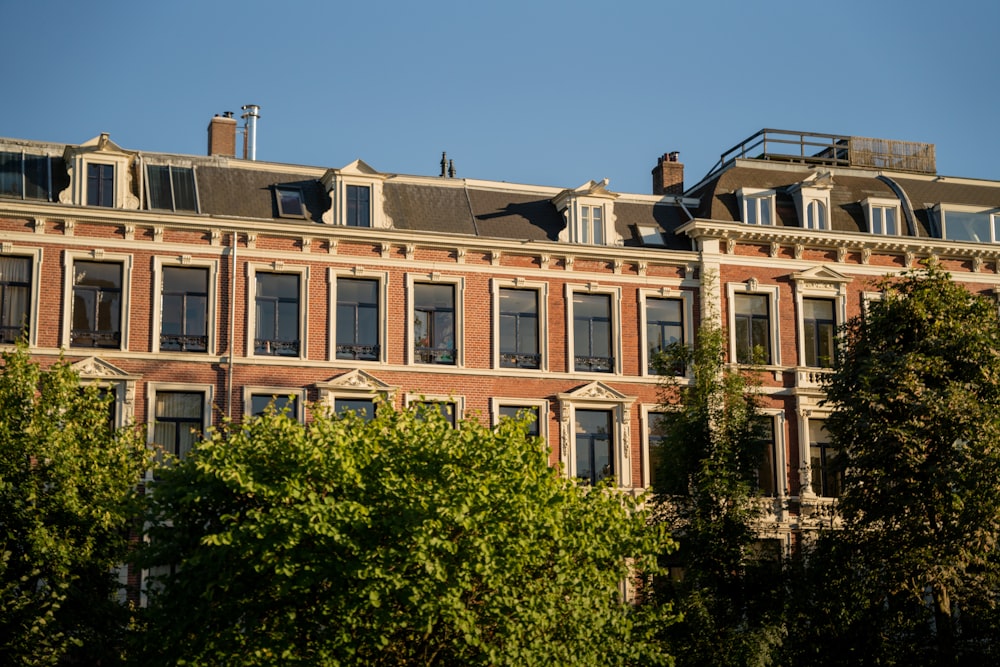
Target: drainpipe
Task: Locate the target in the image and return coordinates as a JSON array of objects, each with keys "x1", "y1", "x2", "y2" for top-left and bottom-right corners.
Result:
[{"x1": 227, "y1": 230, "x2": 238, "y2": 418}]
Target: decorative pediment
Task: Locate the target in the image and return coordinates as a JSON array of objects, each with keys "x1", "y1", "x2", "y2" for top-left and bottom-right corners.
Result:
[
  {"x1": 316, "y1": 369, "x2": 394, "y2": 393},
  {"x1": 558, "y1": 381, "x2": 632, "y2": 402},
  {"x1": 70, "y1": 357, "x2": 138, "y2": 380},
  {"x1": 552, "y1": 178, "x2": 618, "y2": 209},
  {"x1": 791, "y1": 265, "x2": 852, "y2": 285}
]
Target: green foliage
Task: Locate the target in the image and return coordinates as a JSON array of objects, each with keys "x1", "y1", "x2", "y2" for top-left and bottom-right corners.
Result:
[
  {"x1": 0, "y1": 345, "x2": 149, "y2": 666},
  {"x1": 649, "y1": 323, "x2": 783, "y2": 666},
  {"x1": 813, "y1": 265, "x2": 1000, "y2": 664},
  {"x1": 138, "y1": 402, "x2": 676, "y2": 666}
]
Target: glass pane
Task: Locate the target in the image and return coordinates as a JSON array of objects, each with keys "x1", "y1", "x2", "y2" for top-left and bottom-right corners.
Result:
[
  {"x1": 735, "y1": 317, "x2": 751, "y2": 363},
  {"x1": 736, "y1": 293, "x2": 767, "y2": 316},
  {"x1": 171, "y1": 167, "x2": 197, "y2": 211},
  {"x1": 945, "y1": 211, "x2": 990, "y2": 242},
  {"x1": 415, "y1": 283, "x2": 453, "y2": 309},
  {"x1": 164, "y1": 266, "x2": 207, "y2": 294},
  {"x1": 161, "y1": 294, "x2": 183, "y2": 334},
  {"x1": 277, "y1": 188, "x2": 304, "y2": 216},
  {"x1": 757, "y1": 417, "x2": 776, "y2": 496},
  {"x1": 277, "y1": 301, "x2": 299, "y2": 340},
  {"x1": 591, "y1": 319, "x2": 611, "y2": 358},
  {"x1": 256, "y1": 301, "x2": 276, "y2": 339},
  {"x1": 336, "y1": 303, "x2": 356, "y2": 344},
  {"x1": 0, "y1": 151, "x2": 21, "y2": 197},
  {"x1": 186, "y1": 295, "x2": 207, "y2": 335},
  {"x1": 251, "y1": 394, "x2": 296, "y2": 417},
  {"x1": 257, "y1": 273, "x2": 298, "y2": 299},
  {"x1": 803, "y1": 298, "x2": 833, "y2": 320},
  {"x1": 147, "y1": 165, "x2": 171, "y2": 209},
  {"x1": 574, "y1": 293, "x2": 610, "y2": 318},
  {"x1": 498, "y1": 405, "x2": 539, "y2": 436},
  {"x1": 76, "y1": 261, "x2": 121, "y2": 288},
  {"x1": 336, "y1": 398, "x2": 375, "y2": 420},
  {"x1": 499, "y1": 313, "x2": 517, "y2": 353},
  {"x1": 750, "y1": 318, "x2": 771, "y2": 363}
]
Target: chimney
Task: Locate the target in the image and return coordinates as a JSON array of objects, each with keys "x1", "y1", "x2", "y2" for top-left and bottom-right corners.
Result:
[
  {"x1": 208, "y1": 112, "x2": 237, "y2": 157},
  {"x1": 652, "y1": 151, "x2": 684, "y2": 196}
]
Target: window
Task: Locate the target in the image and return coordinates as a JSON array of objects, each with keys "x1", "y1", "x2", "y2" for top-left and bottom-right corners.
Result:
[
  {"x1": 646, "y1": 411, "x2": 667, "y2": 489},
  {"x1": 147, "y1": 165, "x2": 197, "y2": 212},
  {"x1": 249, "y1": 394, "x2": 298, "y2": 418},
  {"x1": 739, "y1": 189, "x2": 775, "y2": 225},
  {"x1": 71, "y1": 261, "x2": 122, "y2": 348},
  {"x1": 734, "y1": 293, "x2": 771, "y2": 364},
  {"x1": 580, "y1": 205, "x2": 605, "y2": 244},
  {"x1": 757, "y1": 416, "x2": 778, "y2": 497},
  {"x1": 87, "y1": 163, "x2": 114, "y2": 207},
  {"x1": 802, "y1": 298, "x2": 835, "y2": 368},
  {"x1": 937, "y1": 206, "x2": 1000, "y2": 243},
  {"x1": 0, "y1": 256, "x2": 31, "y2": 344},
  {"x1": 346, "y1": 184, "x2": 371, "y2": 227},
  {"x1": 413, "y1": 283, "x2": 456, "y2": 365},
  {"x1": 499, "y1": 288, "x2": 539, "y2": 369},
  {"x1": 803, "y1": 200, "x2": 827, "y2": 230},
  {"x1": 153, "y1": 391, "x2": 204, "y2": 459},
  {"x1": 646, "y1": 297, "x2": 684, "y2": 374},
  {"x1": 0, "y1": 151, "x2": 52, "y2": 201},
  {"x1": 573, "y1": 292, "x2": 613, "y2": 372},
  {"x1": 809, "y1": 420, "x2": 841, "y2": 498},
  {"x1": 336, "y1": 277, "x2": 379, "y2": 361},
  {"x1": 498, "y1": 405, "x2": 541, "y2": 438},
  {"x1": 254, "y1": 272, "x2": 300, "y2": 356},
  {"x1": 867, "y1": 200, "x2": 900, "y2": 235},
  {"x1": 415, "y1": 400, "x2": 457, "y2": 427},
  {"x1": 335, "y1": 398, "x2": 376, "y2": 421},
  {"x1": 575, "y1": 409, "x2": 614, "y2": 484},
  {"x1": 275, "y1": 186, "x2": 305, "y2": 218},
  {"x1": 160, "y1": 267, "x2": 208, "y2": 352}
]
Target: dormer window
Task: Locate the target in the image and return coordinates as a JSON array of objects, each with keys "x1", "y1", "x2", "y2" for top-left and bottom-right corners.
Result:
[
  {"x1": 803, "y1": 199, "x2": 827, "y2": 230},
  {"x1": 935, "y1": 205, "x2": 1000, "y2": 243},
  {"x1": 863, "y1": 198, "x2": 901, "y2": 235},
  {"x1": 737, "y1": 188, "x2": 775, "y2": 225},
  {"x1": 146, "y1": 165, "x2": 198, "y2": 212},
  {"x1": 553, "y1": 179, "x2": 619, "y2": 246},
  {"x1": 791, "y1": 176, "x2": 833, "y2": 231},
  {"x1": 59, "y1": 134, "x2": 139, "y2": 210},
  {"x1": 87, "y1": 163, "x2": 115, "y2": 207},
  {"x1": 275, "y1": 186, "x2": 305, "y2": 218},
  {"x1": 346, "y1": 184, "x2": 370, "y2": 227},
  {"x1": 0, "y1": 151, "x2": 53, "y2": 201},
  {"x1": 321, "y1": 160, "x2": 389, "y2": 228}
]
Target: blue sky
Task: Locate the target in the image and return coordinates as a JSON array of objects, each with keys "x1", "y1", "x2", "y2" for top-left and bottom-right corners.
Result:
[{"x1": 2, "y1": 0, "x2": 997, "y2": 194}]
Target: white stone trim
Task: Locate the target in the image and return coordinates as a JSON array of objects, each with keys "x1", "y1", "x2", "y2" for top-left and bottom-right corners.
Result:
[
  {"x1": 245, "y1": 261, "x2": 310, "y2": 360},
  {"x1": 328, "y1": 266, "x2": 389, "y2": 363},
  {"x1": 61, "y1": 249, "x2": 133, "y2": 351},
  {"x1": 151, "y1": 256, "x2": 219, "y2": 355},
  {"x1": 490, "y1": 277, "x2": 549, "y2": 372}
]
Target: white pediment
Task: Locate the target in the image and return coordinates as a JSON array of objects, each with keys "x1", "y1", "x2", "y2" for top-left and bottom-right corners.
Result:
[
  {"x1": 70, "y1": 357, "x2": 137, "y2": 379},
  {"x1": 339, "y1": 159, "x2": 384, "y2": 177},
  {"x1": 791, "y1": 265, "x2": 852, "y2": 285},
  {"x1": 559, "y1": 381, "x2": 632, "y2": 402},
  {"x1": 317, "y1": 369, "x2": 394, "y2": 393}
]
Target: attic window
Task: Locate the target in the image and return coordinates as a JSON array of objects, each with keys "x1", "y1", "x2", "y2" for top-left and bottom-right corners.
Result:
[
  {"x1": 275, "y1": 186, "x2": 305, "y2": 218},
  {"x1": 936, "y1": 205, "x2": 1000, "y2": 243},
  {"x1": 636, "y1": 224, "x2": 665, "y2": 245},
  {"x1": 737, "y1": 188, "x2": 775, "y2": 225},
  {"x1": 87, "y1": 163, "x2": 115, "y2": 207},
  {"x1": 0, "y1": 151, "x2": 52, "y2": 201},
  {"x1": 147, "y1": 165, "x2": 198, "y2": 212}
]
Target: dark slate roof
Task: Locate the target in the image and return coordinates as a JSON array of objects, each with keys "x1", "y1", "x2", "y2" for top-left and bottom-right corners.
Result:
[
  {"x1": 196, "y1": 166, "x2": 329, "y2": 221},
  {"x1": 614, "y1": 201, "x2": 691, "y2": 250},
  {"x1": 383, "y1": 182, "x2": 476, "y2": 235},
  {"x1": 468, "y1": 189, "x2": 562, "y2": 241}
]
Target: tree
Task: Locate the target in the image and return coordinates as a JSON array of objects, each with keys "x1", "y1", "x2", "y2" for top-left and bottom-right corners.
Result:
[
  {"x1": 819, "y1": 265, "x2": 1000, "y2": 664},
  {"x1": 649, "y1": 323, "x2": 784, "y2": 666},
  {"x1": 138, "y1": 401, "x2": 676, "y2": 666},
  {"x1": 0, "y1": 345, "x2": 148, "y2": 666}
]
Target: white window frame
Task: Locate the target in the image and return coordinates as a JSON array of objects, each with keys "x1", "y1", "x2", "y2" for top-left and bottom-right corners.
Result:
[
  {"x1": 737, "y1": 188, "x2": 776, "y2": 225},
  {"x1": 151, "y1": 256, "x2": 219, "y2": 355},
  {"x1": 246, "y1": 262, "x2": 309, "y2": 360},
  {"x1": 491, "y1": 397, "x2": 549, "y2": 449},
  {"x1": 793, "y1": 186, "x2": 832, "y2": 231},
  {"x1": 60, "y1": 137, "x2": 138, "y2": 209},
  {"x1": 274, "y1": 185, "x2": 306, "y2": 219},
  {"x1": 71, "y1": 357, "x2": 139, "y2": 430},
  {"x1": 757, "y1": 409, "x2": 788, "y2": 498},
  {"x1": 791, "y1": 269, "x2": 849, "y2": 370},
  {"x1": 62, "y1": 250, "x2": 133, "y2": 351},
  {"x1": 862, "y1": 197, "x2": 902, "y2": 236},
  {"x1": 639, "y1": 287, "x2": 694, "y2": 377},
  {"x1": 243, "y1": 386, "x2": 307, "y2": 422},
  {"x1": 329, "y1": 267, "x2": 389, "y2": 364},
  {"x1": 491, "y1": 277, "x2": 549, "y2": 372},
  {"x1": 557, "y1": 382, "x2": 635, "y2": 487},
  {"x1": 797, "y1": 410, "x2": 838, "y2": 499},
  {"x1": 405, "y1": 393, "x2": 465, "y2": 426},
  {"x1": 406, "y1": 273, "x2": 465, "y2": 367},
  {"x1": 726, "y1": 281, "x2": 781, "y2": 368},
  {"x1": 934, "y1": 204, "x2": 1000, "y2": 243},
  {"x1": 145, "y1": 382, "x2": 214, "y2": 476},
  {"x1": 321, "y1": 160, "x2": 389, "y2": 228},
  {"x1": 566, "y1": 283, "x2": 622, "y2": 375},
  {"x1": 0, "y1": 245, "x2": 42, "y2": 348},
  {"x1": 317, "y1": 369, "x2": 396, "y2": 419}
]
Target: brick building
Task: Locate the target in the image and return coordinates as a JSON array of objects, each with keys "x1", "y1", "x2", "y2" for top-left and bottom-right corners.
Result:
[{"x1": 2, "y1": 122, "x2": 1000, "y2": 559}]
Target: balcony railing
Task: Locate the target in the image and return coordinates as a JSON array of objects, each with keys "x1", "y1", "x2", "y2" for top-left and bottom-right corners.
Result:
[
  {"x1": 0, "y1": 325, "x2": 27, "y2": 344},
  {"x1": 71, "y1": 329, "x2": 121, "y2": 348},
  {"x1": 415, "y1": 346, "x2": 456, "y2": 365},
  {"x1": 160, "y1": 334, "x2": 208, "y2": 352},
  {"x1": 336, "y1": 343, "x2": 380, "y2": 361},
  {"x1": 255, "y1": 338, "x2": 300, "y2": 356},
  {"x1": 575, "y1": 355, "x2": 614, "y2": 373},
  {"x1": 500, "y1": 352, "x2": 541, "y2": 369},
  {"x1": 795, "y1": 367, "x2": 833, "y2": 389}
]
